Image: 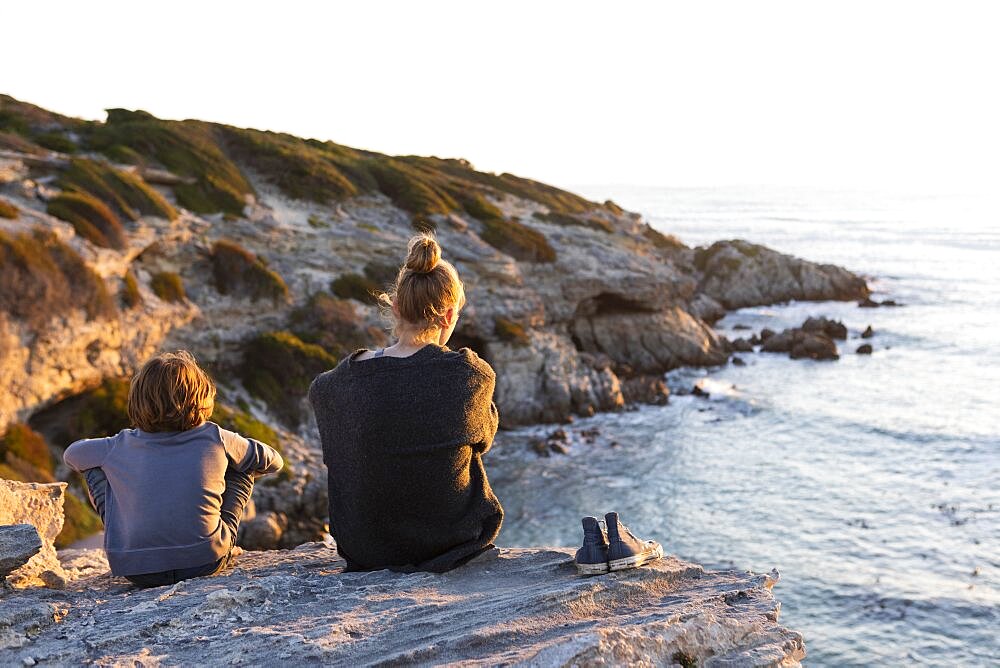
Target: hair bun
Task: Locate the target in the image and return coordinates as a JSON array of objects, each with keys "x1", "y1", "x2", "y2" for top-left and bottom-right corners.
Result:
[{"x1": 404, "y1": 234, "x2": 441, "y2": 274}]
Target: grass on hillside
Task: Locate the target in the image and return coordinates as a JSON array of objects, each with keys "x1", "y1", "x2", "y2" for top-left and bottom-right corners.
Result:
[
  {"x1": 480, "y1": 217, "x2": 557, "y2": 263},
  {"x1": 211, "y1": 239, "x2": 289, "y2": 303},
  {"x1": 59, "y1": 158, "x2": 177, "y2": 221},
  {"x1": 47, "y1": 192, "x2": 127, "y2": 250},
  {"x1": 532, "y1": 210, "x2": 615, "y2": 234},
  {"x1": 0, "y1": 228, "x2": 115, "y2": 326},
  {"x1": 150, "y1": 271, "x2": 186, "y2": 303},
  {"x1": 0, "y1": 198, "x2": 18, "y2": 219},
  {"x1": 222, "y1": 127, "x2": 359, "y2": 203},
  {"x1": 0, "y1": 423, "x2": 52, "y2": 475},
  {"x1": 121, "y1": 270, "x2": 141, "y2": 308},
  {"x1": 0, "y1": 422, "x2": 102, "y2": 548},
  {"x1": 3, "y1": 95, "x2": 621, "y2": 238},
  {"x1": 331, "y1": 272, "x2": 381, "y2": 305},
  {"x1": 291, "y1": 291, "x2": 386, "y2": 359},
  {"x1": 239, "y1": 331, "x2": 337, "y2": 427},
  {"x1": 86, "y1": 110, "x2": 252, "y2": 216}
]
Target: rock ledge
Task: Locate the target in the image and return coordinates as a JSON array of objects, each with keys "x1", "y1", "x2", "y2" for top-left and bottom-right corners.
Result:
[{"x1": 1, "y1": 543, "x2": 805, "y2": 666}]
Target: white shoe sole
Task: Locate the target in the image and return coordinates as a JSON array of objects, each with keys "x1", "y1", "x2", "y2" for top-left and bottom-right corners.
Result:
[
  {"x1": 575, "y1": 560, "x2": 610, "y2": 576},
  {"x1": 608, "y1": 541, "x2": 663, "y2": 572}
]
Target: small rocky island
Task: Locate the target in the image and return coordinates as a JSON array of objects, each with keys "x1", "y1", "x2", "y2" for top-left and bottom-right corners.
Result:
[{"x1": 2, "y1": 480, "x2": 805, "y2": 666}]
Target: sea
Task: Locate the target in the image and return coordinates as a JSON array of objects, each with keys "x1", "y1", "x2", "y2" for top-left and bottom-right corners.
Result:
[{"x1": 488, "y1": 186, "x2": 1000, "y2": 666}]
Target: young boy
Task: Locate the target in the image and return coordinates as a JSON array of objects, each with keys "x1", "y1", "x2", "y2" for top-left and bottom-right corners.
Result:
[{"x1": 63, "y1": 350, "x2": 283, "y2": 587}]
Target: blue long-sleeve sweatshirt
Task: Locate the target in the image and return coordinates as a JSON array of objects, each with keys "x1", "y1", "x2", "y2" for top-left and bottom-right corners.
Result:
[{"x1": 63, "y1": 421, "x2": 283, "y2": 576}]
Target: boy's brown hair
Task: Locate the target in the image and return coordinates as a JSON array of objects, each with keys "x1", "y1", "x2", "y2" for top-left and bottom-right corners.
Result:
[{"x1": 128, "y1": 351, "x2": 216, "y2": 432}]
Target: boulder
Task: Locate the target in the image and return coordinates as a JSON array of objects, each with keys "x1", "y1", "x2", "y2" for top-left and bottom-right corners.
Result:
[
  {"x1": 731, "y1": 337, "x2": 755, "y2": 352},
  {"x1": 1, "y1": 543, "x2": 805, "y2": 665},
  {"x1": 861, "y1": 325, "x2": 874, "y2": 338},
  {"x1": 732, "y1": 356, "x2": 747, "y2": 366},
  {"x1": 0, "y1": 480, "x2": 68, "y2": 588},
  {"x1": 620, "y1": 374, "x2": 671, "y2": 405},
  {"x1": 801, "y1": 316, "x2": 848, "y2": 340},
  {"x1": 760, "y1": 329, "x2": 795, "y2": 353},
  {"x1": 856, "y1": 344, "x2": 873, "y2": 355},
  {"x1": 790, "y1": 332, "x2": 839, "y2": 360},
  {"x1": 0, "y1": 524, "x2": 42, "y2": 578},
  {"x1": 695, "y1": 240, "x2": 869, "y2": 309},
  {"x1": 763, "y1": 329, "x2": 839, "y2": 360}
]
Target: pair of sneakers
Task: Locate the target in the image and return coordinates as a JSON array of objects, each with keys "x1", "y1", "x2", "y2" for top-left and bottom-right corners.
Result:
[{"x1": 575, "y1": 512, "x2": 663, "y2": 575}]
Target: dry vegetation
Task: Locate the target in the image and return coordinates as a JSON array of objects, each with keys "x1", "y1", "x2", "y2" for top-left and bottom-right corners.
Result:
[
  {"x1": 239, "y1": 331, "x2": 337, "y2": 426},
  {"x1": 210, "y1": 239, "x2": 289, "y2": 303},
  {"x1": 0, "y1": 228, "x2": 114, "y2": 326}
]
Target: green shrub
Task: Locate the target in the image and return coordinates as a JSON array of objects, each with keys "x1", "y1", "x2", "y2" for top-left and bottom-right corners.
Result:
[
  {"x1": 68, "y1": 378, "x2": 131, "y2": 440},
  {"x1": 532, "y1": 210, "x2": 614, "y2": 233},
  {"x1": 33, "y1": 131, "x2": 77, "y2": 154},
  {"x1": 212, "y1": 403, "x2": 290, "y2": 482},
  {"x1": 0, "y1": 228, "x2": 115, "y2": 326},
  {"x1": 121, "y1": 270, "x2": 141, "y2": 308},
  {"x1": 331, "y1": 273, "x2": 380, "y2": 305},
  {"x1": 363, "y1": 261, "x2": 399, "y2": 290},
  {"x1": 211, "y1": 403, "x2": 281, "y2": 450},
  {"x1": 494, "y1": 317, "x2": 529, "y2": 346},
  {"x1": 451, "y1": 189, "x2": 503, "y2": 222},
  {"x1": 211, "y1": 239, "x2": 289, "y2": 303},
  {"x1": 0, "y1": 131, "x2": 45, "y2": 154},
  {"x1": 59, "y1": 158, "x2": 177, "y2": 221},
  {"x1": 27, "y1": 377, "x2": 132, "y2": 454},
  {"x1": 291, "y1": 291, "x2": 384, "y2": 359},
  {"x1": 480, "y1": 217, "x2": 556, "y2": 263},
  {"x1": 0, "y1": 198, "x2": 17, "y2": 219},
  {"x1": 420, "y1": 156, "x2": 594, "y2": 214},
  {"x1": 0, "y1": 424, "x2": 52, "y2": 476},
  {"x1": 239, "y1": 331, "x2": 337, "y2": 426},
  {"x1": 56, "y1": 490, "x2": 103, "y2": 548},
  {"x1": 47, "y1": 192, "x2": 126, "y2": 250},
  {"x1": 603, "y1": 199, "x2": 625, "y2": 215},
  {"x1": 307, "y1": 214, "x2": 329, "y2": 229},
  {"x1": 151, "y1": 271, "x2": 186, "y2": 302},
  {"x1": 87, "y1": 113, "x2": 252, "y2": 215},
  {"x1": 222, "y1": 127, "x2": 358, "y2": 203},
  {"x1": 0, "y1": 458, "x2": 54, "y2": 483},
  {"x1": 367, "y1": 159, "x2": 457, "y2": 217}
]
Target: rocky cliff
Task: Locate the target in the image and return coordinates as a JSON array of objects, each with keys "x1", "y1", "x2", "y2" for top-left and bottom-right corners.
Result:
[
  {"x1": 0, "y1": 93, "x2": 868, "y2": 549},
  {"x1": 0, "y1": 482, "x2": 805, "y2": 666}
]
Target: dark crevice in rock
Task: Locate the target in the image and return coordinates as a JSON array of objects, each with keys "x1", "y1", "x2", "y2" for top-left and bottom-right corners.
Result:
[{"x1": 574, "y1": 292, "x2": 658, "y2": 318}]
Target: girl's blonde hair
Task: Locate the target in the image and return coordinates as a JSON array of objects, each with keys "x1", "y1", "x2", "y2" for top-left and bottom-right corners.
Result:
[
  {"x1": 128, "y1": 350, "x2": 216, "y2": 432},
  {"x1": 378, "y1": 234, "x2": 465, "y2": 342}
]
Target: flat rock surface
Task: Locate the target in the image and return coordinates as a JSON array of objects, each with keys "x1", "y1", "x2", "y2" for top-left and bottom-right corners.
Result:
[{"x1": 1, "y1": 543, "x2": 804, "y2": 666}]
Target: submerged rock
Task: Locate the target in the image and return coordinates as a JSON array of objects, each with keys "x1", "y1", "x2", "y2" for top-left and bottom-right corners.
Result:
[
  {"x1": 861, "y1": 325, "x2": 875, "y2": 339},
  {"x1": 856, "y1": 344, "x2": 874, "y2": 355},
  {"x1": 1, "y1": 543, "x2": 805, "y2": 666}
]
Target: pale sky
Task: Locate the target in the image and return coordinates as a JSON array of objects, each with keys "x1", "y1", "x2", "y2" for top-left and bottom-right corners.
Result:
[{"x1": 3, "y1": 1, "x2": 998, "y2": 191}]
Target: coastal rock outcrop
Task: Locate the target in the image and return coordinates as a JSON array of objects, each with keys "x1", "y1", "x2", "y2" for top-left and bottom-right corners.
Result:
[
  {"x1": 696, "y1": 240, "x2": 869, "y2": 309},
  {"x1": 0, "y1": 480, "x2": 67, "y2": 588},
  {"x1": 1, "y1": 542, "x2": 805, "y2": 666}
]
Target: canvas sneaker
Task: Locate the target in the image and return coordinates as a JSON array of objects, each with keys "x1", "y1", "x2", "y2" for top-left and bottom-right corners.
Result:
[
  {"x1": 574, "y1": 516, "x2": 610, "y2": 575},
  {"x1": 605, "y1": 511, "x2": 663, "y2": 571}
]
